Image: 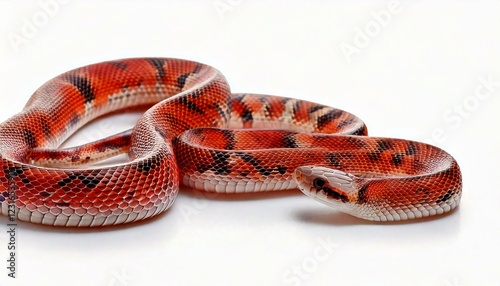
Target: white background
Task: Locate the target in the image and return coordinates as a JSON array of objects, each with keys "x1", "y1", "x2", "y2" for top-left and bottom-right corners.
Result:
[{"x1": 0, "y1": 1, "x2": 499, "y2": 286}]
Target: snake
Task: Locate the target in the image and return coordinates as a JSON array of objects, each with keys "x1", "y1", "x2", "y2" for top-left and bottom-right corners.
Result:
[{"x1": 0, "y1": 58, "x2": 462, "y2": 227}]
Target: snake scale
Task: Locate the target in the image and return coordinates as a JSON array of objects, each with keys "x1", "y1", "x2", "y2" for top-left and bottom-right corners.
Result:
[{"x1": 0, "y1": 58, "x2": 462, "y2": 226}]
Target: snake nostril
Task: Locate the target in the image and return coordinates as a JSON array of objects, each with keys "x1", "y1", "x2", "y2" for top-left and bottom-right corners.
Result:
[{"x1": 313, "y1": 178, "x2": 325, "y2": 189}]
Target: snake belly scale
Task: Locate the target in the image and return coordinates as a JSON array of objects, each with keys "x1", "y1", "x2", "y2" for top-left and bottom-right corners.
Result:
[{"x1": 0, "y1": 58, "x2": 462, "y2": 226}]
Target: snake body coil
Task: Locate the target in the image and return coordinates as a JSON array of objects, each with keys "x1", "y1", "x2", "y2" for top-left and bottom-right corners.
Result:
[{"x1": 0, "y1": 58, "x2": 462, "y2": 226}]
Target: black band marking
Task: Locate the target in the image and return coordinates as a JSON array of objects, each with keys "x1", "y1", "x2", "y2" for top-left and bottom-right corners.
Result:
[
  {"x1": 136, "y1": 159, "x2": 157, "y2": 174},
  {"x1": 178, "y1": 96, "x2": 204, "y2": 115},
  {"x1": 392, "y1": 153, "x2": 404, "y2": 166},
  {"x1": 376, "y1": 139, "x2": 393, "y2": 152},
  {"x1": 69, "y1": 114, "x2": 80, "y2": 127},
  {"x1": 405, "y1": 141, "x2": 418, "y2": 156},
  {"x1": 108, "y1": 61, "x2": 128, "y2": 70},
  {"x1": 368, "y1": 152, "x2": 381, "y2": 162},
  {"x1": 6, "y1": 166, "x2": 24, "y2": 178},
  {"x1": 23, "y1": 129, "x2": 37, "y2": 149},
  {"x1": 212, "y1": 151, "x2": 232, "y2": 175},
  {"x1": 317, "y1": 109, "x2": 343, "y2": 129},
  {"x1": 308, "y1": 105, "x2": 325, "y2": 114},
  {"x1": 40, "y1": 118, "x2": 52, "y2": 139},
  {"x1": 214, "y1": 103, "x2": 229, "y2": 123},
  {"x1": 326, "y1": 152, "x2": 342, "y2": 168},
  {"x1": 436, "y1": 190, "x2": 454, "y2": 203},
  {"x1": 65, "y1": 75, "x2": 95, "y2": 104},
  {"x1": 148, "y1": 58, "x2": 166, "y2": 79},
  {"x1": 220, "y1": 129, "x2": 235, "y2": 150},
  {"x1": 233, "y1": 95, "x2": 254, "y2": 124},
  {"x1": 177, "y1": 63, "x2": 202, "y2": 89},
  {"x1": 351, "y1": 125, "x2": 367, "y2": 136},
  {"x1": 337, "y1": 119, "x2": 354, "y2": 128},
  {"x1": 241, "y1": 109, "x2": 253, "y2": 123},
  {"x1": 283, "y1": 134, "x2": 299, "y2": 148},
  {"x1": 357, "y1": 184, "x2": 369, "y2": 204},
  {"x1": 236, "y1": 152, "x2": 279, "y2": 177}
]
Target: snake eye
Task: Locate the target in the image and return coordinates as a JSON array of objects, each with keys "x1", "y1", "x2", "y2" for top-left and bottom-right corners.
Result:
[{"x1": 313, "y1": 178, "x2": 325, "y2": 189}]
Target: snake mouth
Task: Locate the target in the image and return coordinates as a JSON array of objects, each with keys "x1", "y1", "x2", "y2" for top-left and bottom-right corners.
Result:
[
  {"x1": 294, "y1": 166, "x2": 358, "y2": 207},
  {"x1": 293, "y1": 167, "x2": 316, "y2": 194}
]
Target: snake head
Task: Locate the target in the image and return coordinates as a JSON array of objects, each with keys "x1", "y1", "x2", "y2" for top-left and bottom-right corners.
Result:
[{"x1": 294, "y1": 166, "x2": 363, "y2": 216}]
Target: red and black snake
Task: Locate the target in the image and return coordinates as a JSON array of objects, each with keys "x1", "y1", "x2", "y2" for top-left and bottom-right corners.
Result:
[{"x1": 0, "y1": 58, "x2": 462, "y2": 226}]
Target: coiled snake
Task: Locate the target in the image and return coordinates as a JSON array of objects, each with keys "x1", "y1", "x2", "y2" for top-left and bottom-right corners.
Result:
[{"x1": 0, "y1": 58, "x2": 462, "y2": 226}]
